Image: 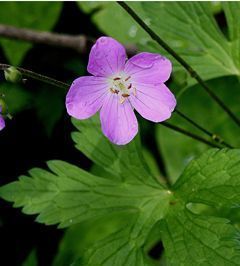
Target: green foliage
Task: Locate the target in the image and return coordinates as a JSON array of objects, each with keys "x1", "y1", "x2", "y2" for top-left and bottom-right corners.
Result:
[
  {"x1": 157, "y1": 76, "x2": 240, "y2": 181},
  {"x1": 78, "y1": 2, "x2": 148, "y2": 44},
  {"x1": 0, "y1": 2, "x2": 62, "y2": 65},
  {"x1": 141, "y1": 2, "x2": 240, "y2": 87},
  {"x1": 1, "y1": 116, "x2": 240, "y2": 264}
]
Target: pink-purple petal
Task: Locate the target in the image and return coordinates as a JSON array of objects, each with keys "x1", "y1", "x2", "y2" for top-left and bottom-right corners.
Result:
[
  {"x1": 100, "y1": 94, "x2": 138, "y2": 145},
  {"x1": 130, "y1": 83, "x2": 176, "y2": 122},
  {"x1": 0, "y1": 115, "x2": 5, "y2": 131},
  {"x1": 66, "y1": 76, "x2": 108, "y2": 120},
  {"x1": 124, "y1": 52, "x2": 172, "y2": 84},
  {"x1": 87, "y1": 37, "x2": 127, "y2": 77}
]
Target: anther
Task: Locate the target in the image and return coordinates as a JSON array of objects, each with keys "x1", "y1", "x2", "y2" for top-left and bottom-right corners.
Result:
[
  {"x1": 125, "y1": 76, "x2": 131, "y2": 81},
  {"x1": 110, "y1": 88, "x2": 119, "y2": 94},
  {"x1": 113, "y1": 77, "x2": 121, "y2": 81},
  {"x1": 122, "y1": 93, "x2": 130, "y2": 98},
  {"x1": 128, "y1": 84, "x2": 132, "y2": 89}
]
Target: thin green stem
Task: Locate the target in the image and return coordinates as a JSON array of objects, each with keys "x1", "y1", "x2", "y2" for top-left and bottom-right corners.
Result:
[
  {"x1": 162, "y1": 122, "x2": 222, "y2": 149},
  {"x1": 0, "y1": 63, "x2": 69, "y2": 90},
  {"x1": 175, "y1": 109, "x2": 233, "y2": 148},
  {"x1": 117, "y1": 1, "x2": 240, "y2": 127}
]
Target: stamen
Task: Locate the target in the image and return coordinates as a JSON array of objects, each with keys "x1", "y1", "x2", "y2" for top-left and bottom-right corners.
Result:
[
  {"x1": 133, "y1": 87, "x2": 137, "y2": 96},
  {"x1": 125, "y1": 76, "x2": 131, "y2": 81},
  {"x1": 127, "y1": 84, "x2": 132, "y2": 89},
  {"x1": 120, "y1": 97, "x2": 126, "y2": 104},
  {"x1": 110, "y1": 88, "x2": 119, "y2": 94},
  {"x1": 113, "y1": 77, "x2": 121, "y2": 81},
  {"x1": 122, "y1": 93, "x2": 130, "y2": 98}
]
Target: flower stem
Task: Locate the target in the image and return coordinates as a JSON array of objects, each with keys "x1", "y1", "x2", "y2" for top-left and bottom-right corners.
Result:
[
  {"x1": 0, "y1": 63, "x2": 69, "y2": 90},
  {"x1": 117, "y1": 1, "x2": 240, "y2": 127},
  {"x1": 162, "y1": 122, "x2": 222, "y2": 148},
  {"x1": 175, "y1": 109, "x2": 233, "y2": 148}
]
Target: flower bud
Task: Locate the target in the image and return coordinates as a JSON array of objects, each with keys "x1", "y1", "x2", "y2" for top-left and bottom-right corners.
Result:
[{"x1": 4, "y1": 66, "x2": 22, "y2": 83}]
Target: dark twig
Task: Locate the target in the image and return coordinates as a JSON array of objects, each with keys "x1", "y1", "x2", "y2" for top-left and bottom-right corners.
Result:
[
  {"x1": 118, "y1": 1, "x2": 240, "y2": 127},
  {"x1": 175, "y1": 109, "x2": 233, "y2": 148},
  {"x1": 0, "y1": 24, "x2": 138, "y2": 56},
  {"x1": 162, "y1": 122, "x2": 222, "y2": 148}
]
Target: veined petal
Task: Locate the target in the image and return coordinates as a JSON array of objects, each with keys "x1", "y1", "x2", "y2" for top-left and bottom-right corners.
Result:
[
  {"x1": 124, "y1": 52, "x2": 172, "y2": 84},
  {"x1": 66, "y1": 76, "x2": 108, "y2": 119},
  {"x1": 100, "y1": 94, "x2": 138, "y2": 145},
  {"x1": 87, "y1": 37, "x2": 127, "y2": 77},
  {"x1": 0, "y1": 115, "x2": 5, "y2": 131},
  {"x1": 130, "y1": 83, "x2": 176, "y2": 122}
]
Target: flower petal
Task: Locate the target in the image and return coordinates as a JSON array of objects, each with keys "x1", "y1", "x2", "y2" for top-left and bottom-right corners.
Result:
[
  {"x1": 66, "y1": 76, "x2": 108, "y2": 119},
  {"x1": 130, "y1": 83, "x2": 176, "y2": 122},
  {"x1": 100, "y1": 94, "x2": 138, "y2": 145},
  {"x1": 87, "y1": 37, "x2": 127, "y2": 77},
  {"x1": 124, "y1": 52, "x2": 172, "y2": 84},
  {"x1": 0, "y1": 115, "x2": 5, "y2": 131}
]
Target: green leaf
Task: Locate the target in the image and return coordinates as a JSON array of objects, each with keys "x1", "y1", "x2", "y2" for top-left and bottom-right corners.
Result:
[
  {"x1": 141, "y1": 2, "x2": 240, "y2": 87},
  {"x1": 78, "y1": 2, "x2": 148, "y2": 44},
  {"x1": 159, "y1": 149, "x2": 240, "y2": 265},
  {"x1": 0, "y1": 2, "x2": 62, "y2": 65},
  {"x1": 174, "y1": 149, "x2": 240, "y2": 209},
  {"x1": 72, "y1": 115, "x2": 158, "y2": 186},
  {"x1": 157, "y1": 76, "x2": 240, "y2": 181},
  {"x1": 160, "y1": 208, "x2": 240, "y2": 266},
  {"x1": 0, "y1": 160, "x2": 168, "y2": 228}
]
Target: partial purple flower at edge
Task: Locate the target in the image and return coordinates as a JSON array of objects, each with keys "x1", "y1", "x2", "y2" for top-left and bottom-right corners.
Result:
[
  {"x1": 0, "y1": 106, "x2": 5, "y2": 131},
  {"x1": 66, "y1": 37, "x2": 176, "y2": 145}
]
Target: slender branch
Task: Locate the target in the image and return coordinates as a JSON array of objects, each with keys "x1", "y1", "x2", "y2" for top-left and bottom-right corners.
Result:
[
  {"x1": 117, "y1": 1, "x2": 240, "y2": 127},
  {"x1": 0, "y1": 63, "x2": 69, "y2": 90},
  {"x1": 175, "y1": 109, "x2": 233, "y2": 148},
  {"x1": 162, "y1": 122, "x2": 222, "y2": 148},
  {"x1": 0, "y1": 24, "x2": 138, "y2": 56},
  {"x1": 0, "y1": 24, "x2": 89, "y2": 53}
]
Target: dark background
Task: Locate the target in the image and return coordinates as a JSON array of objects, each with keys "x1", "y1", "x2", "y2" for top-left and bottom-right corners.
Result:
[{"x1": 0, "y1": 3, "x2": 98, "y2": 265}]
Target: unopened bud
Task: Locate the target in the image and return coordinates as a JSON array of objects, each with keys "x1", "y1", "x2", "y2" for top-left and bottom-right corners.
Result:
[{"x1": 4, "y1": 66, "x2": 22, "y2": 83}]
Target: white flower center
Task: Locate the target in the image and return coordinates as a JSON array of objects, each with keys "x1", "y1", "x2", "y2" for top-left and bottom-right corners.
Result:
[{"x1": 109, "y1": 74, "x2": 136, "y2": 104}]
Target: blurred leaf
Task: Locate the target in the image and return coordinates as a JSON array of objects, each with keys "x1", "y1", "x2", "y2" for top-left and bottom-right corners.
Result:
[
  {"x1": 0, "y1": 82, "x2": 32, "y2": 114},
  {"x1": 78, "y1": 2, "x2": 148, "y2": 45},
  {"x1": 22, "y1": 250, "x2": 38, "y2": 266},
  {"x1": 157, "y1": 76, "x2": 240, "y2": 182},
  {"x1": 141, "y1": 2, "x2": 240, "y2": 88},
  {"x1": 53, "y1": 212, "x2": 134, "y2": 266},
  {"x1": 34, "y1": 87, "x2": 65, "y2": 136},
  {"x1": 0, "y1": 2, "x2": 62, "y2": 65}
]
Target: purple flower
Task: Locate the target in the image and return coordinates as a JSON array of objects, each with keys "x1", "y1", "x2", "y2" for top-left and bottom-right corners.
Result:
[
  {"x1": 66, "y1": 37, "x2": 176, "y2": 145},
  {"x1": 0, "y1": 106, "x2": 5, "y2": 131}
]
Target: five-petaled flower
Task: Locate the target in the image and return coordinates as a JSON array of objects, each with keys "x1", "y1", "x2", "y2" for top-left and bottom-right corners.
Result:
[
  {"x1": 0, "y1": 106, "x2": 5, "y2": 131},
  {"x1": 66, "y1": 37, "x2": 176, "y2": 145}
]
